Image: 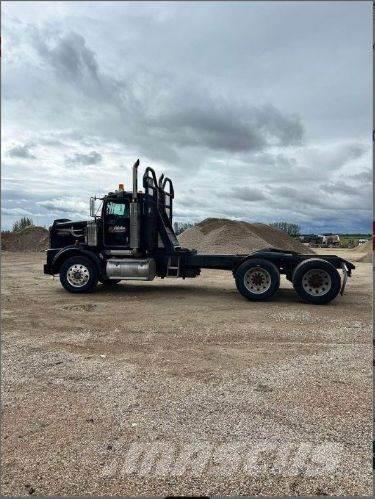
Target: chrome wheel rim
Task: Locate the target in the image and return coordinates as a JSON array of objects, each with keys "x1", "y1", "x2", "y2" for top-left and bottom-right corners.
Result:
[
  {"x1": 302, "y1": 269, "x2": 331, "y2": 296},
  {"x1": 66, "y1": 264, "x2": 90, "y2": 287},
  {"x1": 244, "y1": 267, "x2": 271, "y2": 294}
]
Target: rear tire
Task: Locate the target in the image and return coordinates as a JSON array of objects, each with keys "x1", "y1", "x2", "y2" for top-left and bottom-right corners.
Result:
[
  {"x1": 59, "y1": 256, "x2": 98, "y2": 293},
  {"x1": 235, "y1": 258, "x2": 280, "y2": 301},
  {"x1": 292, "y1": 258, "x2": 341, "y2": 304}
]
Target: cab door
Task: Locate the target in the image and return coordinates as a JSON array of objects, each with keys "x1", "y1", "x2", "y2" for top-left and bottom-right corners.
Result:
[{"x1": 103, "y1": 199, "x2": 130, "y2": 247}]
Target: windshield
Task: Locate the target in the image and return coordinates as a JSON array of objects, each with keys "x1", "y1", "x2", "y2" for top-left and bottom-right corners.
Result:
[{"x1": 106, "y1": 201, "x2": 129, "y2": 216}]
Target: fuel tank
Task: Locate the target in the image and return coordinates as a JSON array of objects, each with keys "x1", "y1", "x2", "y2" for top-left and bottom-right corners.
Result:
[{"x1": 106, "y1": 258, "x2": 156, "y2": 280}]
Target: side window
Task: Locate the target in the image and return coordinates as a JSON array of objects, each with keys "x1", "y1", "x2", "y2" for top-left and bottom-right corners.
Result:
[{"x1": 106, "y1": 201, "x2": 129, "y2": 216}]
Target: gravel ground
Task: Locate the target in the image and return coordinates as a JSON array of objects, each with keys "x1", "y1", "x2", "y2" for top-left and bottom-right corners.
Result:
[{"x1": 1, "y1": 251, "x2": 372, "y2": 496}]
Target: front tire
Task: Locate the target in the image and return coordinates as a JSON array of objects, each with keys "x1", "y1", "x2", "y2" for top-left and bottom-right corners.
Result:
[
  {"x1": 292, "y1": 258, "x2": 341, "y2": 305},
  {"x1": 59, "y1": 256, "x2": 98, "y2": 293},
  {"x1": 235, "y1": 258, "x2": 280, "y2": 301}
]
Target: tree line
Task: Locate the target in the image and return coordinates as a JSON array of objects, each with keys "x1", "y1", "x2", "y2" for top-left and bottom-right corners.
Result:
[
  {"x1": 269, "y1": 222, "x2": 300, "y2": 237},
  {"x1": 11, "y1": 217, "x2": 34, "y2": 232}
]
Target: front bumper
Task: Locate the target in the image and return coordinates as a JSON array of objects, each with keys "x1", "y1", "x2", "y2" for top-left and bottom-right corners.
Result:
[
  {"x1": 44, "y1": 263, "x2": 52, "y2": 275},
  {"x1": 44, "y1": 248, "x2": 60, "y2": 275}
]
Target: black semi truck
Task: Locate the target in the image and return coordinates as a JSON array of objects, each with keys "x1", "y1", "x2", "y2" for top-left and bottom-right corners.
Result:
[{"x1": 44, "y1": 160, "x2": 354, "y2": 304}]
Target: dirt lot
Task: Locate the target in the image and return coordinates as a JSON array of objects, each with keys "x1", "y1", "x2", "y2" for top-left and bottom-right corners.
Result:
[{"x1": 1, "y1": 251, "x2": 372, "y2": 496}]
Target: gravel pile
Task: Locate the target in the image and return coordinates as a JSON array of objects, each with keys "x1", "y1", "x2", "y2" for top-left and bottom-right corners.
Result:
[
  {"x1": 355, "y1": 240, "x2": 372, "y2": 263},
  {"x1": 179, "y1": 218, "x2": 314, "y2": 255},
  {"x1": 1, "y1": 226, "x2": 49, "y2": 252}
]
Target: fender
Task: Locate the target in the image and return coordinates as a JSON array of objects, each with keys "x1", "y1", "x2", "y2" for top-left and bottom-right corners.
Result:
[
  {"x1": 232, "y1": 249, "x2": 297, "y2": 273},
  {"x1": 51, "y1": 246, "x2": 104, "y2": 277}
]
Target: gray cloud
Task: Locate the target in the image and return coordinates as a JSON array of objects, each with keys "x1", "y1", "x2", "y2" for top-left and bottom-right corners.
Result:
[
  {"x1": 229, "y1": 186, "x2": 267, "y2": 202},
  {"x1": 65, "y1": 151, "x2": 102, "y2": 166},
  {"x1": 178, "y1": 198, "x2": 210, "y2": 210},
  {"x1": 320, "y1": 181, "x2": 358, "y2": 196},
  {"x1": 272, "y1": 182, "x2": 371, "y2": 214},
  {"x1": 37, "y1": 198, "x2": 88, "y2": 218},
  {"x1": 346, "y1": 143, "x2": 368, "y2": 159},
  {"x1": 273, "y1": 186, "x2": 305, "y2": 202},
  {"x1": 349, "y1": 169, "x2": 372, "y2": 183},
  {"x1": 150, "y1": 100, "x2": 304, "y2": 154},
  {"x1": 28, "y1": 27, "x2": 304, "y2": 158},
  {"x1": 37, "y1": 202, "x2": 72, "y2": 213},
  {"x1": 8, "y1": 143, "x2": 36, "y2": 159},
  {"x1": 300, "y1": 142, "x2": 368, "y2": 173},
  {"x1": 32, "y1": 30, "x2": 99, "y2": 83},
  {"x1": 1, "y1": 207, "x2": 35, "y2": 216},
  {"x1": 38, "y1": 137, "x2": 66, "y2": 147}
]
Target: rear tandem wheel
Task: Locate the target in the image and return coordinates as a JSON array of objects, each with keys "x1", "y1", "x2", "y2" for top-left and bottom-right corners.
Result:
[
  {"x1": 292, "y1": 258, "x2": 341, "y2": 305},
  {"x1": 234, "y1": 258, "x2": 280, "y2": 301}
]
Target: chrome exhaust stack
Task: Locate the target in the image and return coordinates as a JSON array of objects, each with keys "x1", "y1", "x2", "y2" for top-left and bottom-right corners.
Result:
[
  {"x1": 132, "y1": 158, "x2": 139, "y2": 200},
  {"x1": 130, "y1": 159, "x2": 141, "y2": 252}
]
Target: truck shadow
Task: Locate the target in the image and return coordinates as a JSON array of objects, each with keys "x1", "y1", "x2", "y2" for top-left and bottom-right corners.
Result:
[
  {"x1": 94, "y1": 281, "x2": 230, "y2": 296},
  {"x1": 91, "y1": 282, "x2": 308, "y2": 304}
]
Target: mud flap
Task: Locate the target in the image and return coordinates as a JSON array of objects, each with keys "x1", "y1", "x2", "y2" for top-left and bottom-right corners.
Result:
[{"x1": 340, "y1": 262, "x2": 348, "y2": 295}]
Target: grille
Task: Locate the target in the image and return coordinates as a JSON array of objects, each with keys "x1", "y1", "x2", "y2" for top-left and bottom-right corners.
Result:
[{"x1": 85, "y1": 221, "x2": 98, "y2": 246}]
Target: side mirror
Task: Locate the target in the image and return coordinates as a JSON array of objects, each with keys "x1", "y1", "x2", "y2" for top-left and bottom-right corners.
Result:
[{"x1": 90, "y1": 197, "x2": 95, "y2": 217}]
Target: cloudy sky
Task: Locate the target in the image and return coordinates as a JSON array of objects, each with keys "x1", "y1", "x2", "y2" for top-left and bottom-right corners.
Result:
[{"x1": 2, "y1": 1, "x2": 372, "y2": 233}]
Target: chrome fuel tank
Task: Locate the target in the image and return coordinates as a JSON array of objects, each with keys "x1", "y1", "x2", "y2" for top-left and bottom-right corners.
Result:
[{"x1": 106, "y1": 258, "x2": 156, "y2": 280}]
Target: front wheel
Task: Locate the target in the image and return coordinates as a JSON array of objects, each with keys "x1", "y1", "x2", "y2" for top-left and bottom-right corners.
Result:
[
  {"x1": 59, "y1": 256, "x2": 99, "y2": 293},
  {"x1": 234, "y1": 258, "x2": 280, "y2": 301},
  {"x1": 292, "y1": 259, "x2": 341, "y2": 305}
]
